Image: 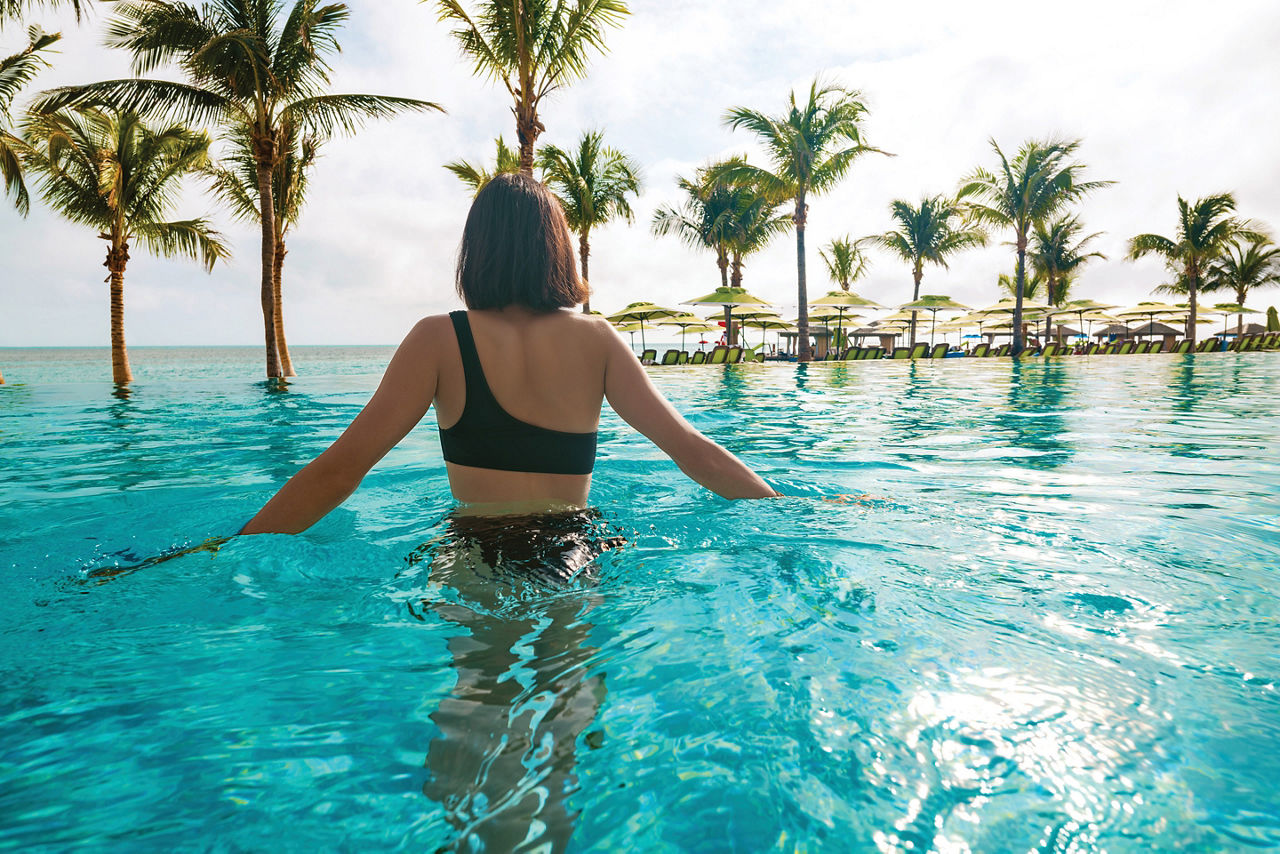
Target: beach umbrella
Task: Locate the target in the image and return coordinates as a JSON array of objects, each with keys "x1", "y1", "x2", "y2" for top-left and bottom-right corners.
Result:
[
  {"x1": 899, "y1": 295, "x2": 972, "y2": 346},
  {"x1": 612, "y1": 321, "x2": 646, "y2": 349},
  {"x1": 684, "y1": 286, "x2": 775, "y2": 346},
  {"x1": 1116, "y1": 302, "x2": 1188, "y2": 331},
  {"x1": 742, "y1": 317, "x2": 795, "y2": 353},
  {"x1": 1208, "y1": 302, "x2": 1260, "y2": 337},
  {"x1": 606, "y1": 301, "x2": 682, "y2": 350},
  {"x1": 658, "y1": 313, "x2": 719, "y2": 351},
  {"x1": 812, "y1": 290, "x2": 884, "y2": 351},
  {"x1": 1049, "y1": 299, "x2": 1119, "y2": 341}
]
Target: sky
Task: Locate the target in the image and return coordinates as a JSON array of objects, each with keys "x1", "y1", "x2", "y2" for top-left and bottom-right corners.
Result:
[{"x1": 2, "y1": 0, "x2": 1280, "y2": 347}]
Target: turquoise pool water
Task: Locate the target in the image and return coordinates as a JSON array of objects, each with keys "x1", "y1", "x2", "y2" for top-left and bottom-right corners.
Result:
[{"x1": 2, "y1": 347, "x2": 1279, "y2": 851}]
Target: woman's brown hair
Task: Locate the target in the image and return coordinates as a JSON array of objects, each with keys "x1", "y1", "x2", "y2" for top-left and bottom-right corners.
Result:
[{"x1": 455, "y1": 172, "x2": 588, "y2": 311}]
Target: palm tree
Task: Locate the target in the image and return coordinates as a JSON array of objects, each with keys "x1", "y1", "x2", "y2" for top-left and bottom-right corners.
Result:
[
  {"x1": 863, "y1": 195, "x2": 986, "y2": 346},
  {"x1": 36, "y1": 0, "x2": 443, "y2": 378},
  {"x1": 959, "y1": 137, "x2": 1111, "y2": 355},
  {"x1": 722, "y1": 179, "x2": 789, "y2": 291},
  {"x1": 538, "y1": 130, "x2": 640, "y2": 312},
  {"x1": 1127, "y1": 194, "x2": 1263, "y2": 344},
  {"x1": 819, "y1": 236, "x2": 868, "y2": 292},
  {"x1": 651, "y1": 162, "x2": 739, "y2": 289},
  {"x1": 435, "y1": 0, "x2": 628, "y2": 174},
  {"x1": 22, "y1": 107, "x2": 228, "y2": 384},
  {"x1": 444, "y1": 135, "x2": 520, "y2": 196},
  {"x1": 1, "y1": 25, "x2": 60, "y2": 215},
  {"x1": 719, "y1": 80, "x2": 886, "y2": 360},
  {"x1": 207, "y1": 118, "x2": 318, "y2": 377},
  {"x1": 1202, "y1": 236, "x2": 1280, "y2": 336},
  {"x1": 1029, "y1": 215, "x2": 1106, "y2": 341}
]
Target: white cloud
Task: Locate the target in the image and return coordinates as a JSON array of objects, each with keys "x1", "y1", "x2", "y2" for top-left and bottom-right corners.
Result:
[{"x1": 2, "y1": 0, "x2": 1278, "y2": 346}]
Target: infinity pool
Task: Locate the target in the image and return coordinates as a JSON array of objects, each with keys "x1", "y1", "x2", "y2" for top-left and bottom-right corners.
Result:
[{"x1": 2, "y1": 348, "x2": 1278, "y2": 851}]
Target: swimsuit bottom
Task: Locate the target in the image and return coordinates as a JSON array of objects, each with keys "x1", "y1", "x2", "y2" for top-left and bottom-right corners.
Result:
[{"x1": 405, "y1": 507, "x2": 627, "y2": 587}]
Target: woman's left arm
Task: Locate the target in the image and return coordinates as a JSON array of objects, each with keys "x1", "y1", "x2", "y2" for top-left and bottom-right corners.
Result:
[{"x1": 240, "y1": 318, "x2": 440, "y2": 535}]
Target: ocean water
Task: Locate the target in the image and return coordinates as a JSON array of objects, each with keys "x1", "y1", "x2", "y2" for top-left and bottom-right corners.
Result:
[{"x1": 2, "y1": 347, "x2": 1279, "y2": 852}]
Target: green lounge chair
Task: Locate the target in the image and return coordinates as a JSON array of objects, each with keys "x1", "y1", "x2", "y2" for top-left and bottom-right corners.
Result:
[
  {"x1": 640, "y1": 348, "x2": 657, "y2": 364},
  {"x1": 909, "y1": 343, "x2": 928, "y2": 359},
  {"x1": 970, "y1": 343, "x2": 990, "y2": 357},
  {"x1": 843, "y1": 347, "x2": 861, "y2": 360},
  {"x1": 660, "y1": 349, "x2": 681, "y2": 365},
  {"x1": 994, "y1": 344, "x2": 1011, "y2": 356},
  {"x1": 1085, "y1": 343, "x2": 1099, "y2": 355},
  {"x1": 859, "y1": 347, "x2": 876, "y2": 360},
  {"x1": 690, "y1": 350, "x2": 706, "y2": 364},
  {"x1": 1042, "y1": 343, "x2": 1058, "y2": 357},
  {"x1": 930, "y1": 343, "x2": 949, "y2": 359},
  {"x1": 707, "y1": 346, "x2": 728, "y2": 364},
  {"x1": 1227, "y1": 337, "x2": 1242, "y2": 351},
  {"x1": 891, "y1": 347, "x2": 911, "y2": 359},
  {"x1": 678, "y1": 351, "x2": 690, "y2": 364},
  {"x1": 1196, "y1": 337, "x2": 1218, "y2": 352},
  {"x1": 1173, "y1": 340, "x2": 1193, "y2": 354},
  {"x1": 751, "y1": 351, "x2": 765, "y2": 362},
  {"x1": 726, "y1": 346, "x2": 742, "y2": 363}
]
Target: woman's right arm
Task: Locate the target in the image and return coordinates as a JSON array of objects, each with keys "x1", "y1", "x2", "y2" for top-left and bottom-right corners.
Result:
[{"x1": 602, "y1": 327, "x2": 778, "y2": 499}]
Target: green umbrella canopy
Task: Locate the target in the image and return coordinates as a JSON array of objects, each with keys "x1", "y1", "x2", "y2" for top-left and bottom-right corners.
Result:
[
  {"x1": 900, "y1": 294, "x2": 972, "y2": 312},
  {"x1": 683, "y1": 286, "x2": 774, "y2": 307},
  {"x1": 742, "y1": 317, "x2": 794, "y2": 330},
  {"x1": 704, "y1": 305, "x2": 780, "y2": 320},
  {"x1": 977, "y1": 297, "x2": 1052, "y2": 314},
  {"x1": 1049, "y1": 298, "x2": 1117, "y2": 315},
  {"x1": 1268, "y1": 306, "x2": 1279, "y2": 331},
  {"x1": 656, "y1": 312, "x2": 708, "y2": 327},
  {"x1": 606, "y1": 301, "x2": 683, "y2": 323},
  {"x1": 878, "y1": 310, "x2": 919, "y2": 323},
  {"x1": 1115, "y1": 301, "x2": 1186, "y2": 318},
  {"x1": 1210, "y1": 303, "x2": 1260, "y2": 316},
  {"x1": 807, "y1": 307, "x2": 864, "y2": 322},
  {"x1": 812, "y1": 290, "x2": 885, "y2": 309}
]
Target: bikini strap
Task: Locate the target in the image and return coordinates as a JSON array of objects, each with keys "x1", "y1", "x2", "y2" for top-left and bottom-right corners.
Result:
[{"x1": 448, "y1": 311, "x2": 498, "y2": 410}]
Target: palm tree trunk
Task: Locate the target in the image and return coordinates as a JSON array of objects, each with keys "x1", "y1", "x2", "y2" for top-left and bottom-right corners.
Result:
[
  {"x1": 1045, "y1": 274, "x2": 1056, "y2": 342},
  {"x1": 1186, "y1": 264, "x2": 1198, "y2": 345},
  {"x1": 579, "y1": 229, "x2": 590, "y2": 313},
  {"x1": 795, "y1": 196, "x2": 811, "y2": 362},
  {"x1": 717, "y1": 250, "x2": 729, "y2": 288},
  {"x1": 730, "y1": 253, "x2": 743, "y2": 288},
  {"x1": 106, "y1": 242, "x2": 132, "y2": 385},
  {"x1": 254, "y1": 149, "x2": 282, "y2": 378},
  {"x1": 1012, "y1": 236, "x2": 1027, "y2": 357},
  {"x1": 1236, "y1": 285, "x2": 1246, "y2": 336},
  {"x1": 908, "y1": 264, "x2": 922, "y2": 347},
  {"x1": 512, "y1": 0, "x2": 539, "y2": 175},
  {"x1": 274, "y1": 238, "x2": 295, "y2": 377},
  {"x1": 723, "y1": 304, "x2": 734, "y2": 348}
]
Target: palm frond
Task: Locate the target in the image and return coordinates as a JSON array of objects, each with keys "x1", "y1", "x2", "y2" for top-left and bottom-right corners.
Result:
[
  {"x1": 133, "y1": 217, "x2": 229, "y2": 270},
  {"x1": 280, "y1": 92, "x2": 444, "y2": 136},
  {"x1": 32, "y1": 78, "x2": 236, "y2": 126}
]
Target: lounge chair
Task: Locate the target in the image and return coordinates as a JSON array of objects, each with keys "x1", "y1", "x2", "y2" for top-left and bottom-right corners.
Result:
[
  {"x1": 994, "y1": 344, "x2": 1011, "y2": 356},
  {"x1": 843, "y1": 347, "x2": 861, "y2": 360},
  {"x1": 1196, "y1": 337, "x2": 1218, "y2": 352},
  {"x1": 678, "y1": 351, "x2": 690, "y2": 364},
  {"x1": 1085, "y1": 343, "x2": 1099, "y2": 355},
  {"x1": 726, "y1": 346, "x2": 742, "y2": 363},
  {"x1": 970, "y1": 343, "x2": 990, "y2": 357},
  {"x1": 1119, "y1": 342, "x2": 1136, "y2": 354},
  {"x1": 660, "y1": 349, "x2": 681, "y2": 365},
  {"x1": 690, "y1": 350, "x2": 706, "y2": 364},
  {"x1": 1226, "y1": 337, "x2": 1242, "y2": 352},
  {"x1": 891, "y1": 347, "x2": 911, "y2": 359},
  {"x1": 1266, "y1": 333, "x2": 1280, "y2": 349},
  {"x1": 1173, "y1": 340, "x2": 1193, "y2": 354},
  {"x1": 751, "y1": 351, "x2": 765, "y2": 362},
  {"x1": 640, "y1": 348, "x2": 657, "y2": 364},
  {"x1": 1041, "y1": 343, "x2": 1058, "y2": 357},
  {"x1": 1023, "y1": 346, "x2": 1041, "y2": 357},
  {"x1": 909, "y1": 343, "x2": 928, "y2": 359},
  {"x1": 930, "y1": 343, "x2": 949, "y2": 359},
  {"x1": 707, "y1": 346, "x2": 728, "y2": 364}
]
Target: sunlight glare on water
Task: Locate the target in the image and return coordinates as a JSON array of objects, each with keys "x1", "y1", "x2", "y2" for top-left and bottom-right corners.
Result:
[{"x1": 1, "y1": 347, "x2": 1279, "y2": 851}]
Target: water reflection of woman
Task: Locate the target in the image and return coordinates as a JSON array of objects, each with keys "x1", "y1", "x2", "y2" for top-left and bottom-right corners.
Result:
[{"x1": 239, "y1": 173, "x2": 777, "y2": 848}]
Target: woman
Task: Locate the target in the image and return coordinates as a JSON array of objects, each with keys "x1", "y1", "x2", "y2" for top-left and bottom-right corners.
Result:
[{"x1": 241, "y1": 173, "x2": 776, "y2": 536}]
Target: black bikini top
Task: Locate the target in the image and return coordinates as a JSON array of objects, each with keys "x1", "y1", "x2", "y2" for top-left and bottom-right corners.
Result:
[{"x1": 438, "y1": 311, "x2": 597, "y2": 475}]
